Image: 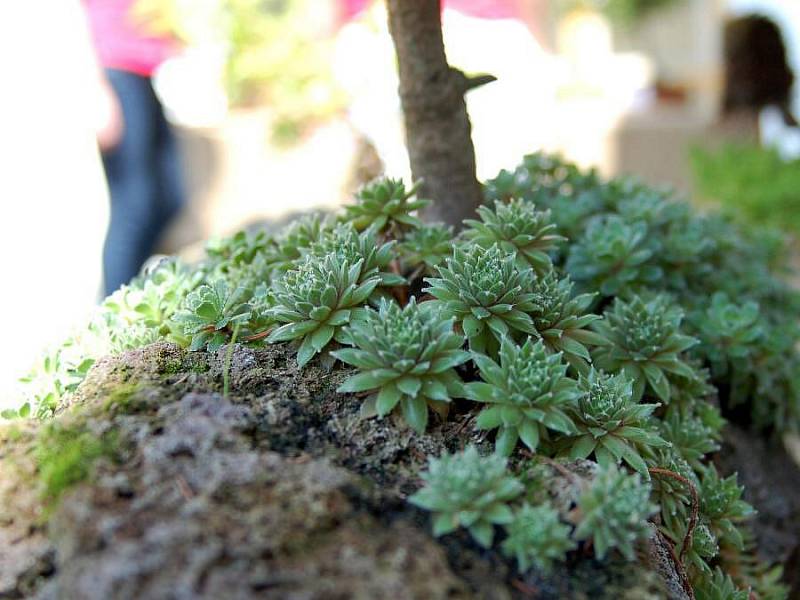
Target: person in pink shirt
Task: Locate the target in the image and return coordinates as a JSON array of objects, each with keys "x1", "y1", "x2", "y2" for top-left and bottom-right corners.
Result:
[{"x1": 83, "y1": 0, "x2": 185, "y2": 295}]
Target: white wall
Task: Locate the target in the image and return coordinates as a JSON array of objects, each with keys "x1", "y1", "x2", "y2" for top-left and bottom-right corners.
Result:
[{"x1": 0, "y1": 0, "x2": 108, "y2": 407}]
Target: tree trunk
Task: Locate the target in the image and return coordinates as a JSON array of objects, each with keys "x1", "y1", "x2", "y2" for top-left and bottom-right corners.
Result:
[{"x1": 386, "y1": 0, "x2": 484, "y2": 228}]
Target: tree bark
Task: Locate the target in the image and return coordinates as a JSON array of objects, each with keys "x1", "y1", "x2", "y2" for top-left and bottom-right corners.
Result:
[{"x1": 386, "y1": 0, "x2": 484, "y2": 228}]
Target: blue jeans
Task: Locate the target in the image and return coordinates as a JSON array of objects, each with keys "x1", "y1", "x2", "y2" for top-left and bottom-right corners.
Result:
[{"x1": 101, "y1": 69, "x2": 185, "y2": 296}]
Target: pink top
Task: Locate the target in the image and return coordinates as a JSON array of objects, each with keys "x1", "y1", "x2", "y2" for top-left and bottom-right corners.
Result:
[{"x1": 84, "y1": 0, "x2": 177, "y2": 77}]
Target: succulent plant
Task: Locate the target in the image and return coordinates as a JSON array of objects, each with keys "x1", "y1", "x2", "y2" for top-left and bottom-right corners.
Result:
[
  {"x1": 500, "y1": 502, "x2": 576, "y2": 573},
  {"x1": 15, "y1": 342, "x2": 94, "y2": 420},
  {"x1": 561, "y1": 369, "x2": 668, "y2": 477},
  {"x1": 658, "y1": 407, "x2": 720, "y2": 471},
  {"x1": 332, "y1": 298, "x2": 469, "y2": 433},
  {"x1": 699, "y1": 466, "x2": 754, "y2": 550},
  {"x1": 648, "y1": 446, "x2": 699, "y2": 536},
  {"x1": 592, "y1": 294, "x2": 699, "y2": 403},
  {"x1": 409, "y1": 445, "x2": 524, "y2": 547},
  {"x1": 345, "y1": 177, "x2": 429, "y2": 234},
  {"x1": 267, "y1": 253, "x2": 379, "y2": 367},
  {"x1": 681, "y1": 519, "x2": 719, "y2": 575},
  {"x1": 574, "y1": 464, "x2": 656, "y2": 560},
  {"x1": 268, "y1": 212, "x2": 330, "y2": 275},
  {"x1": 566, "y1": 215, "x2": 662, "y2": 296},
  {"x1": 463, "y1": 199, "x2": 565, "y2": 274},
  {"x1": 309, "y1": 222, "x2": 405, "y2": 289},
  {"x1": 173, "y1": 280, "x2": 253, "y2": 352},
  {"x1": 205, "y1": 229, "x2": 273, "y2": 270},
  {"x1": 101, "y1": 258, "x2": 198, "y2": 333},
  {"x1": 690, "y1": 292, "x2": 763, "y2": 378},
  {"x1": 658, "y1": 215, "x2": 715, "y2": 291},
  {"x1": 466, "y1": 337, "x2": 579, "y2": 456},
  {"x1": 693, "y1": 568, "x2": 749, "y2": 600},
  {"x1": 528, "y1": 270, "x2": 608, "y2": 373},
  {"x1": 398, "y1": 223, "x2": 454, "y2": 275},
  {"x1": 424, "y1": 244, "x2": 538, "y2": 355}
]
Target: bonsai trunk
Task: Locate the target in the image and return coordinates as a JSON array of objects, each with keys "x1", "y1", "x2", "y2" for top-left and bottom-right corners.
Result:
[{"x1": 386, "y1": 0, "x2": 485, "y2": 228}]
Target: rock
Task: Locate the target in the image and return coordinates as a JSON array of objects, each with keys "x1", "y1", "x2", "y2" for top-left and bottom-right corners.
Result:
[
  {"x1": 717, "y1": 424, "x2": 800, "y2": 596},
  {"x1": 0, "y1": 343, "x2": 735, "y2": 599}
]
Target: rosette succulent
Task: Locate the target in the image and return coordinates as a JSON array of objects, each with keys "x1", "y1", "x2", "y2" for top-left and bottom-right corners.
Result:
[
  {"x1": 409, "y1": 445, "x2": 523, "y2": 547},
  {"x1": 562, "y1": 369, "x2": 668, "y2": 476},
  {"x1": 267, "y1": 253, "x2": 379, "y2": 366},
  {"x1": 659, "y1": 407, "x2": 720, "y2": 471},
  {"x1": 566, "y1": 215, "x2": 661, "y2": 296},
  {"x1": 398, "y1": 223, "x2": 454, "y2": 275},
  {"x1": 574, "y1": 464, "x2": 656, "y2": 560},
  {"x1": 690, "y1": 292, "x2": 763, "y2": 377},
  {"x1": 463, "y1": 199, "x2": 565, "y2": 273},
  {"x1": 173, "y1": 280, "x2": 253, "y2": 351},
  {"x1": 529, "y1": 270, "x2": 608, "y2": 373},
  {"x1": 592, "y1": 294, "x2": 699, "y2": 402},
  {"x1": 649, "y1": 447, "x2": 699, "y2": 536},
  {"x1": 681, "y1": 519, "x2": 720, "y2": 575},
  {"x1": 699, "y1": 466, "x2": 754, "y2": 550},
  {"x1": 332, "y1": 298, "x2": 469, "y2": 433},
  {"x1": 694, "y1": 568, "x2": 749, "y2": 600},
  {"x1": 424, "y1": 244, "x2": 538, "y2": 355},
  {"x1": 205, "y1": 229, "x2": 272, "y2": 270},
  {"x1": 345, "y1": 177, "x2": 429, "y2": 234},
  {"x1": 500, "y1": 502, "x2": 576, "y2": 573},
  {"x1": 466, "y1": 337, "x2": 579, "y2": 456},
  {"x1": 268, "y1": 212, "x2": 330, "y2": 275},
  {"x1": 309, "y1": 223, "x2": 405, "y2": 289}
]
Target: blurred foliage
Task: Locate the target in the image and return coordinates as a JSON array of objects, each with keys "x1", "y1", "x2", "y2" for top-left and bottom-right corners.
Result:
[
  {"x1": 134, "y1": 0, "x2": 346, "y2": 144},
  {"x1": 558, "y1": 0, "x2": 682, "y2": 25},
  {"x1": 691, "y1": 142, "x2": 800, "y2": 238}
]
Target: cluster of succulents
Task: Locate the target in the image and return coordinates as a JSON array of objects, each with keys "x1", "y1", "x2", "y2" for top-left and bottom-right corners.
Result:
[{"x1": 14, "y1": 154, "x2": 800, "y2": 599}]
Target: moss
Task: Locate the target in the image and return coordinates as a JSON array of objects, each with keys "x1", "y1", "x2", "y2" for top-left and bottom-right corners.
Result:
[
  {"x1": 158, "y1": 356, "x2": 185, "y2": 376},
  {"x1": 102, "y1": 383, "x2": 143, "y2": 414},
  {"x1": 34, "y1": 422, "x2": 117, "y2": 509},
  {"x1": 178, "y1": 351, "x2": 210, "y2": 375},
  {"x1": 1, "y1": 424, "x2": 25, "y2": 444}
]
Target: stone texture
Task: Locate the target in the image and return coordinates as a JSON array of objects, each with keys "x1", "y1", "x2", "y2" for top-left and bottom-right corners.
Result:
[{"x1": 10, "y1": 342, "x2": 788, "y2": 599}]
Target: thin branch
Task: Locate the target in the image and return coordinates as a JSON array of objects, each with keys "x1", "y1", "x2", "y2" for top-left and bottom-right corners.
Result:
[
  {"x1": 653, "y1": 527, "x2": 696, "y2": 600},
  {"x1": 648, "y1": 467, "x2": 699, "y2": 563}
]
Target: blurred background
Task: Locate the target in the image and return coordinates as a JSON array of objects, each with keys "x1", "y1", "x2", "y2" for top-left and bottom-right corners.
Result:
[{"x1": 2, "y1": 0, "x2": 800, "y2": 404}]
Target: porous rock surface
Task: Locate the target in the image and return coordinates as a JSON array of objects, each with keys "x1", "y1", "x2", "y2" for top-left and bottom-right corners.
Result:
[{"x1": 3, "y1": 341, "x2": 788, "y2": 599}]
